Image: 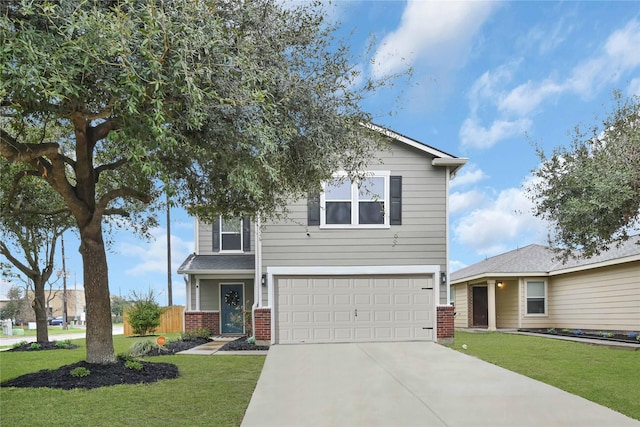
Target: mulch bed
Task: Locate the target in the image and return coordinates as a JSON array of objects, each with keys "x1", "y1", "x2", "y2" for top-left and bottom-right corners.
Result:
[
  {"x1": 218, "y1": 336, "x2": 269, "y2": 351},
  {"x1": 1, "y1": 336, "x2": 268, "y2": 390},
  {"x1": 519, "y1": 328, "x2": 640, "y2": 344},
  {"x1": 1, "y1": 359, "x2": 179, "y2": 390}
]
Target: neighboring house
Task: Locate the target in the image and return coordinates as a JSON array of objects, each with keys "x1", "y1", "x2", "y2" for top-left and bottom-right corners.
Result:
[
  {"x1": 178, "y1": 125, "x2": 467, "y2": 344},
  {"x1": 450, "y1": 235, "x2": 640, "y2": 332}
]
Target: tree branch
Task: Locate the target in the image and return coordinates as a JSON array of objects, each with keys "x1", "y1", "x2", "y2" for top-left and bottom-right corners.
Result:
[
  {"x1": 0, "y1": 240, "x2": 38, "y2": 280},
  {"x1": 89, "y1": 119, "x2": 119, "y2": 145},
  {"x1": 94, "y1": 188, "x2": 151, "y2": 224},
  {"x1": 0, "y1": 129, "x2": 59, "y2": 162},
  {"x1": 95, "y1": 157, "x2": 129, "y2": 181}
]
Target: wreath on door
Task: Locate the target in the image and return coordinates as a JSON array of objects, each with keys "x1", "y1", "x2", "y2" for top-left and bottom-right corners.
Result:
[{"x1": 224, "y1": 290, "x2": 240, "y2": 307}]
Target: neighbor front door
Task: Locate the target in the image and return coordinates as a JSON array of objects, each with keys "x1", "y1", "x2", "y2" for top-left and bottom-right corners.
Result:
[
  {"x1": 472, "y1": 286, "x2": 488, "y2": 327},
  {"x1": 221, "y1": 284, "x2": 244, "y2": 334}
]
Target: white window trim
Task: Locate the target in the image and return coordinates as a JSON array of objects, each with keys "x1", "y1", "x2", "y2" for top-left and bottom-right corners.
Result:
[
  {"x1": 319, "y1": 171, "x2": 390, "y2": 229},
  {"x1": 524, "y1": 279, "x2": 548, "y2": 317},
  {"x1": 220, "y1": 217, "x2": 244, "y2": 253}
]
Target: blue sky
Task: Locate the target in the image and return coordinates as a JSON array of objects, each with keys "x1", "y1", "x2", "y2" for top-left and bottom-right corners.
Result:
[{"x1": 3, "y1": 1, "x2": 639, "y2": 306}]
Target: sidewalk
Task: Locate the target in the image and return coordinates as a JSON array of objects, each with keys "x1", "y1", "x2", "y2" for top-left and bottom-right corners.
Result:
[{"x1": 0, "y1": 325, "x2": 124, "y2": 348}]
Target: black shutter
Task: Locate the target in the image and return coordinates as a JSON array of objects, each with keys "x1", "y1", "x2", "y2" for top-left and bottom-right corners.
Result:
[
  {"x1": 243, "y1": 217, "x2": 251, "y2": 251},
  {"x1": 307, "y1": 193, "x2": 320, "y2": 226},
  {"x1": 212, "y1": 217, "x2": 220, "y2": 252},
  {"x1": 390, "y1": 176, "x2": 402, "y2": 225}
]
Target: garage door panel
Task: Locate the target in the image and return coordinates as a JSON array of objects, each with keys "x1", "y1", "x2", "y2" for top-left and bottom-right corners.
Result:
[
  {"x1": 334, "y1": 311, "x2": 352, "y2": 322},
  {"x1": 313, "y1": 294, "x2": 330, "y2": 305},
  {"x1": 354, "y1": 294, "x2": 371, "y2": 304},
  {"x1": 313, "y1": 311, "x2": 331, "y2": 323},
  {"x1": 276, "y1": 275, "x2": 435, "y2": 344},
  {"x1": 334, "y1": 294, "x2": 351, "y2": 305}
]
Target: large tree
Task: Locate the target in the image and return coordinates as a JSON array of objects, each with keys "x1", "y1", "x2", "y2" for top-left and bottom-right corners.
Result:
[
  {"x1": 528, "y1": 92, "x2": 640, "y2": 261},
  {"x1": 1, "y1": 1, "x2": 395, "y2": 363}
]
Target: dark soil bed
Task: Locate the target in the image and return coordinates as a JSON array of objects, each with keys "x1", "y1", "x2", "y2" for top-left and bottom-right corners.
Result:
[
  {"x1": 1, "y1": 338, "x2": 210, "y2": 390},
  {"x1": 1, "y1": 337, "x2": 267, "y2": 390},
  {"x1": 1, "y1": 359, "x2": 179, "y2": 390},
  {"x1": 218, "y1": 336, "x2": 269, "y2": 351},
  {"x1": 6, "y1": 341, "x2": 79, "y2": 352},
  {"x1": 519, "y1": 328, "x2": 640, "y2": 344}
]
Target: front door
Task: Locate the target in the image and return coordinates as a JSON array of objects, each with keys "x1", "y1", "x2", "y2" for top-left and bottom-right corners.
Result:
[
  {"x1": 221, "y1": 284, "x2": 244, "y2": 334},
  {"x1": 472, "y1": 286, "x2": 488, "y2": 327}
]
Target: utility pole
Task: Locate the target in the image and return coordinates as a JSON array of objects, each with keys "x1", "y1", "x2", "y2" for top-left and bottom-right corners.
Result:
[
  {"x1": 166, "y1": 192, "x2": 173, "y2": 306},
  {"x1": 60, "y1": 235, "x2": 68, "y2": 330}
]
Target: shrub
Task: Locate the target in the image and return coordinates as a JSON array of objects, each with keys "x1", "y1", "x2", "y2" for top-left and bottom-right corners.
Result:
[
  {"x1": 30, "y1": 342, "x2": 41, "y2": 350},
  {"x1": 70, "y1": 367, "x2": 90, "y2": 378},
  {"x1": 11, "y1": 340, "x2": 27, "y2": 349},
  {"x1": 181, "y1": 327, "x2": 211, "y2": 341},
  {"x1": 125, "y1": 360, "x2": 144, "y2": 371},
  {"x1": 547, "y1": 328, "x2": 556, "y2": 334},
  {"x1": 128, "y1": 340, "x2": 162, "y2": 358},
  {"x1": 127, "y1": 290, "x2": 164, "y2": 336},
  {"x1": 55, "y1": 340, "x2": 72, "y2": 349}
]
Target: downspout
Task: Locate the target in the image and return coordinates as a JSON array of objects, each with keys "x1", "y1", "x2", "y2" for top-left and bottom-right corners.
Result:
[
  {"x1": 445, "y1": 166, "x2": 451, "y2": 305},
  {"x1": 252, "y1": 215, "x2": 262, "y2": 337}
]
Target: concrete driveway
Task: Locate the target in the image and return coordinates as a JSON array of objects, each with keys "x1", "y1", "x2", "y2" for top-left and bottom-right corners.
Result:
[{"x1": 241, "y1": 342, "x2": 639, "y2": 427}]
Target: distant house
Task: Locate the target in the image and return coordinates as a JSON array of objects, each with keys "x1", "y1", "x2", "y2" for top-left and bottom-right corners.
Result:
[
  {"x1": 450, "y1": 235, "x2": 640, "y2": 332},
  {"x1": 178, "y1": 125, "x2": 466, "y2": 344}
]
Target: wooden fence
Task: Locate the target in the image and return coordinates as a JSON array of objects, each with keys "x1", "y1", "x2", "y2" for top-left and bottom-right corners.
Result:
[{"x1": 123, "y1": 305, "x2": 185, "y2": 336}]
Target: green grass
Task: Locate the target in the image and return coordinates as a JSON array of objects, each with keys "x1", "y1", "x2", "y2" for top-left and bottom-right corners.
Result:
[
  {"x1": 451, "y1": 331, "x2": 640, "y2": 421},
  {"x1": 0, "y1": 334, "x2": 265, "y2": 426}
]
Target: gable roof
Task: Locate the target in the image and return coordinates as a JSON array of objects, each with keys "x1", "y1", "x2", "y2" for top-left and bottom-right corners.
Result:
[
  {"x1": 366, "y1": 123, "x2": 468, "y2": 175},
  {"x1": 450, "y1": 235, "x2": 640, "y2": 283}
]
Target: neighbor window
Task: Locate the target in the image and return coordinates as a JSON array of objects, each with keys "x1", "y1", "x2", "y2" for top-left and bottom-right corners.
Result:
[
  {"x1": 526, "y1": 281, "x2": 546, "y2": 315},
  {"x1": 321, "y1": 172, "x2": 390, "y2": 228},
  {"x1": 220, "y1": 218, "x2": 242, "y2": 251}
]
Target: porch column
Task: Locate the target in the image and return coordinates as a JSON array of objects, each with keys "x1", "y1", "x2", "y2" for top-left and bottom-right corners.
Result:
[{"x1": 487, "y1": 280, "x2": 497, "y2": 331}]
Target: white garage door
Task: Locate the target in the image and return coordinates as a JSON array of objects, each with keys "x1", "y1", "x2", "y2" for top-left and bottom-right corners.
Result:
[{"x1": 275, "y1": 275, "x2": 435, "y2": 344}]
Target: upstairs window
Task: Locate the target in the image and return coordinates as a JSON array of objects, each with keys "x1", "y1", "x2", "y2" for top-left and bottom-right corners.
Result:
[
  {"x1": 320, "y1": 172, "x2": 391, "y2": 228},
  {"x1": 220, "y1": 218, "x2": 242, "y2": 251},
  {"x1": 308, "y1": 172, "x2": 402, "y2": 228},
  {"x1": 213, "y1": 217, "x2": 250, "y2": 253}
]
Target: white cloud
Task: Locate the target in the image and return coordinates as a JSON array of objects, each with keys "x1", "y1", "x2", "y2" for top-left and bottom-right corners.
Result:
[
  {"x1": 371, "y1": 1, "x2": 499, "y2": 78},
  {"x1": 453, "y1": 183, "x2": 549, "y2": 257},
  {"x1": 450, "y1": 190, "x2": 486, "y2": 214},
  {"x1": 460, "y1": 19, "x2": 640, "y2": 150},
  {"x1": 459, "y1": 117, "x2": 532, "y2": 149},
  {"x1": 498, "y1": 79, "x2": 564, "y2": 117},
  {"x1": 450, "y1": 164, "x2": 487, "y2": 189},
  {"x1": 119, "y1": 227, "x2": 193, "y2": 277},
  {"x1": 449, "y1": 259, "x2": 468, "y2": 273}
]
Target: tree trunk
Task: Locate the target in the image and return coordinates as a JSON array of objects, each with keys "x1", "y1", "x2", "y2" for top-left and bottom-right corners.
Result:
[
  {"x1": 32, "y1": 278, "x2": 50, "y2": 343},
  {"x1": 79, "y1": 226, "x2": 115, "y2": 364}
]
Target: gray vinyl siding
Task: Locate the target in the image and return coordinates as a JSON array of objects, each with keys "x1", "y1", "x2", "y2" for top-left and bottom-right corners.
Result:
[
  {"x1": 196, "y1": 220, "x2": 255, "y2": 255},
  {"x1": 188, "y1": 278, "x2": 255, "y2": 312},
  {"x1": 261, "y1": 141, "x2": 448, "y2": 272}
]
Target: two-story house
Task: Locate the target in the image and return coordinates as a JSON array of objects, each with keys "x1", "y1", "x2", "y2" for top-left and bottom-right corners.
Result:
[{"x1": 177, "y1": 125, "x2": 467, "y2": 344}]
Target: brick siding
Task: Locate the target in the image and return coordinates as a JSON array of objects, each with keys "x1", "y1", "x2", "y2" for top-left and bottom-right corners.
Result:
[
  {"x1": 185, "y1": 311, "x2": 220, "y2": 335},
  {"x1": 254, "y1": 308, "x2": 271, "y2": 341},
  {"x1": 437, "y1": 305, "x2": 455, "y2": 343}
]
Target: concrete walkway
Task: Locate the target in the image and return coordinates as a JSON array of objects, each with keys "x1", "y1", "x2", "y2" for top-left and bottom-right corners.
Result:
[{"x1": 241, "y1": 342, "x2": 639, "y2": 427}]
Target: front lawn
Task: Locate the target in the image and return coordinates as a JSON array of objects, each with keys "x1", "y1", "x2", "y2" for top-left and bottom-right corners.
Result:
[
  {"x1": 451, "y1": 331, "x2": 640, "y2": 421},
  {"x1": 0, "y1": 335, "x2": 265, "y2": 426}
]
